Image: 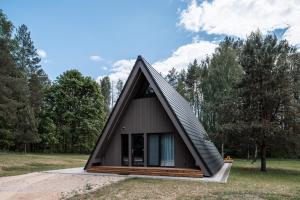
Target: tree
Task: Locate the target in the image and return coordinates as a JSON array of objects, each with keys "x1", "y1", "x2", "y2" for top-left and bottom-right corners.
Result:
[
  {"x1": 237, "y1": 31, "x2": 296, "y2": 171},
  {"x1": 0, "y1": 10, "x2": 18, "y2": 150},
  {"x1": 287, "y1": 52, "x2": 300, "y2": 134},
  {"x1": 38, "y1": 115, "x2": 58, "y2": 152},
  {"x1": 185, "y1": 59, "x2": 202, "y2": 117},
  {"x1": 14, "y1": 24, "x2": 49, "y2": 120},
  {"x1": 12, "y1": 24, "x2": 47, "y2": 152},
  {"x1": 100, "y1": 76, "x2": 111, "y2": 117},
  {"x1": 116, "y1": 79, "x2": 124, "y2": 98},
  {"x1": 28, "y1": 71, "x2": 49, "y2": 116},
  {"x1": 165, "y1": 67, "x2": 178, "y2": 87},
  {"x1": 201, "y1": 38, "x2": 242, "y2": 157},
  {"x1": 42, "y1": 70, "x2": 106, "y2": 153},
  {"x1": 176, "y1": 69, "x2": 188, "y2": 99}
]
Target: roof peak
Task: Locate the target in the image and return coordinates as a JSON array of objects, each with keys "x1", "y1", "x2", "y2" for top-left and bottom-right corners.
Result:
[{"x1": 137, "y1": 55, "x2": 143, "y2": 60}]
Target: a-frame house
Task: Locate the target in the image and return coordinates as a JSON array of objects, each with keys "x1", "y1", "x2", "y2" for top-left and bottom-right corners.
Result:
[{"x1": 85, "y1": 56, "x2": 224, "y2": 177}]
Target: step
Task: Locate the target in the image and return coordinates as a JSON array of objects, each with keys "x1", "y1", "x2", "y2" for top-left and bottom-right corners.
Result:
[{"x1": 87, "y1": 166, "x2": 203, "y2": 178}]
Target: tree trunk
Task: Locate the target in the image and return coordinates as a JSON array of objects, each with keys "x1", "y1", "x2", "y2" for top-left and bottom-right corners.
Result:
[
  {"x1": 247, "y1": 143, "x2": 250, "y2": 160},
  {"x1": 260, "y1": 140, "x2": 267, "y2": 172},
  {"x1": 24, "y1": 143, "x2": 27, "y2": 154},
  {"x1": 221, "y1": 142, "x2": 224, "y2": 158},
  {"x1": 251, "y1": 143, "x2": 257, "y2": 164},
  {"x1": 221, "y1": 132, "x2": 224, "y2": 158}
]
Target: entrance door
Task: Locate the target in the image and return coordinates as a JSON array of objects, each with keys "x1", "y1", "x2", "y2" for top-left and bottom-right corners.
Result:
[{"x1": 131, "y1": 134, "x2": 144, "y2": 166}]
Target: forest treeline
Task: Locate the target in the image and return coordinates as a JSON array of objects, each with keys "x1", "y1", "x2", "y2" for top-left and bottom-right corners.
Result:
[
  {"x1": 164, "y1": 34, "x2": 300, "y2": 167},
  {"x1": 0, "y1": 11, "x2": 118, "y2": 153},
  {"x1": 0, "y1": 10, "x2": 299, "y2": 165}
]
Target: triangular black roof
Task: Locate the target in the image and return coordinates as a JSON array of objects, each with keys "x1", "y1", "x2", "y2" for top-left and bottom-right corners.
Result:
[{"x1": 85, "y1": 56, "x2": 223, "y2": 176}]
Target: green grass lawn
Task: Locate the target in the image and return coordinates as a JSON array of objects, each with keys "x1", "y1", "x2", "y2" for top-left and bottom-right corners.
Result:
[
  {"x1": 0, "y1": 153, "x2": 89, "y2": 177},
  {"x1": 69, "y1": 159, "x2": 300, "y2": 200}
]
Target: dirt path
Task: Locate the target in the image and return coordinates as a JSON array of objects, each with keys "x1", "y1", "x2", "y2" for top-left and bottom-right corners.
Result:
[{"x1": 0, "y1": 172, "x2": 125, "y2": 200}]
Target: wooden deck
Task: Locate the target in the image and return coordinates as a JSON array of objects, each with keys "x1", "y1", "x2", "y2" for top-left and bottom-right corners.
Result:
[{"x1": 87, "y1": 166, "x2": 203, "y2": 178}]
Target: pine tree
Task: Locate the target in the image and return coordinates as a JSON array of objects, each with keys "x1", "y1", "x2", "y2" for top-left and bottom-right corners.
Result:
[
  {"x1": 176, "y1": 69, "x2": 188, "y2": 99},
  {"x1": 165, "y1": 67, "x2": 178, "y2": 87},
  {"x1": 237, "y1": 31, "x2": 296, "y2": 171},
  {"x1": 14, "y1": 24, "x2": 49, "y2": 118},
  {"x1": 116, "y1": 79, "x2": 124, "y2": 98},
  {"x1": 0, "y1": 10, "x2": 18, "y2": 150},
  {"x1": 12, "y1": 24, "x2": 45, "y2": 152},
  {"x1": 100, "y1": 76, "x2": 111, "y2": 117}
]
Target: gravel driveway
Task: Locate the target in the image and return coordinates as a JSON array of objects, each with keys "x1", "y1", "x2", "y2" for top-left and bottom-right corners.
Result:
[{"x1": 0, "y1": 171, "x2": 125, "y2": 200}]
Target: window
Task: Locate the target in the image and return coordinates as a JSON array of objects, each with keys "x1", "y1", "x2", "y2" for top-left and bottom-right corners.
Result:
[
  {"x1": 134, "y1": 81, "x2": 156, "y2": 98},
  {"x1": 144, "y1": 85, "x2": 155, "y2": 97},
  {"x1": 148, "y1": 133, "x2": 174, "y2": 167},
  {"x1": 160, "y1": 134, "x2": 174, "y2": 166},
  {"x1": 121, "y1": 134, "x2": 129, "y2": 166},
  {"x1": 148, "y1": 134, "x2": 160, "y2": 166},
  {"x1": 132, "y1": 134, "x2": 144, "y2": 166}
]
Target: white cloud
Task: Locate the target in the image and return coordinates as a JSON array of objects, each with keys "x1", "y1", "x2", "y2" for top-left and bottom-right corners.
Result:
[
  {"x1": 90, "y1": 55, "x2": 102, "y2": 62},
  {"x1": 153, "y1": 40, "x2": 217, "y2": 74},
  {"x1": 109, "y1": 59, "x2": 136, "y2": 83},
  {"x1": 178, "y1": 0, "x2": 300, "y2": 45},
  {"x1": 96, "y1": 59, "x2": 136, "y2": 84},
  {"x1": 37, "y1": 49, "x2": 47, "y2": 58},
  {"x1": 178, "y1": 0, "x2": 203, "y2": 32},
  {"x1": 95, "y1": 40, "x2": 217, "y2": 106},
  {"x1": 97, "y1": 40, "x2": 217, "y2": 87}
]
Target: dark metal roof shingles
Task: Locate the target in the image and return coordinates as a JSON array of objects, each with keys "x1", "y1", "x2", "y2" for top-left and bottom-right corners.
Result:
[{"x1": 140, "y1": 56, "x2": 224, "y2": 175}]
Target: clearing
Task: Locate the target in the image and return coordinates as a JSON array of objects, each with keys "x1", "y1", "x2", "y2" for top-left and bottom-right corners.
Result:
[
  {"x1": 1, "y1": 153, "x2": 299, "y2": 200},
  {"x1": 69, "y1": 159, "x2": 300, "y2": 200},
  {"x1": 0, "y1": 153, "x2": 125, "y2": 200},
  {"x1": 0, "y1": 153, "x2": 88, "y2": 177}
]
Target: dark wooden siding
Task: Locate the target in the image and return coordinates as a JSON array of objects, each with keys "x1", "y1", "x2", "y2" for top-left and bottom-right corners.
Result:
[
  {"x1": 116, "y1": 97, "x2": 173, "y2": 134},
  {"x1": 100, "y1": 97, "x2": 196, "y2": 168},
  {"x1": 174, "y1": 132, "x2": 196, "y2": 168}
]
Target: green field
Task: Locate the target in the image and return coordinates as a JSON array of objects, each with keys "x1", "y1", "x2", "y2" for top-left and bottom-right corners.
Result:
[
  {"x1": 0, "y1": 153, "x2": 89, "y2": 177},
  {"x1": 70, "y1": 159, "x2": 300, "y2": 200},
  {"x1": 0, "y1": 154, "x2": 299, "y2": 199}
]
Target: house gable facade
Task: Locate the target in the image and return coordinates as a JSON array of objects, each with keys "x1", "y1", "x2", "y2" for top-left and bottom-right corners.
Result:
[{"x1": 85, "y1": 56, "x2": 224, "y2": 177}]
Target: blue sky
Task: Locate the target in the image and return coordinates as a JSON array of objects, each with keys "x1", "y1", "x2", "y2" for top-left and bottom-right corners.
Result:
[
  {"x1": 1, "y1": 0, "x2": 197, "y2": 80},
  {"x1": 2, "y1": 0, "x2": 299, "y2": 82}
]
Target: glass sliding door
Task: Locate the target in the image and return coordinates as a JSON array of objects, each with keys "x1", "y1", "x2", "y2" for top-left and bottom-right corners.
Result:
[
  {"x1": 147, "y1": 133, "x2": 174, "y2": 167},
  {"x1": 160, "y1": 134, "x2": 174, "y2": 167},
  {"x1": 148, "y1": 134, "x2": 160, "y2": 166},
  {"x1": 132, "y1": 134, "x2": 144, "y2": 166}
]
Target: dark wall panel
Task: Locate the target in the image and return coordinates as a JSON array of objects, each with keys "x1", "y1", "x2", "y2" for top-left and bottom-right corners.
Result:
[
  {"x1": 118, "y1": 97, "x2": 174, "y2": 134},
  {"x1": 174, "y1": 131, "x2": 196, "y2": 168},
  {"x1": 101, "y1": 97, "x2": 196, "y2": 168}
]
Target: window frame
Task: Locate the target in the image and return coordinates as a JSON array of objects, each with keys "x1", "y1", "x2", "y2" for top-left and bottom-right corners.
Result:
[{"x1": 147, "y1": 133, "x2": 175, "y2": 168}]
